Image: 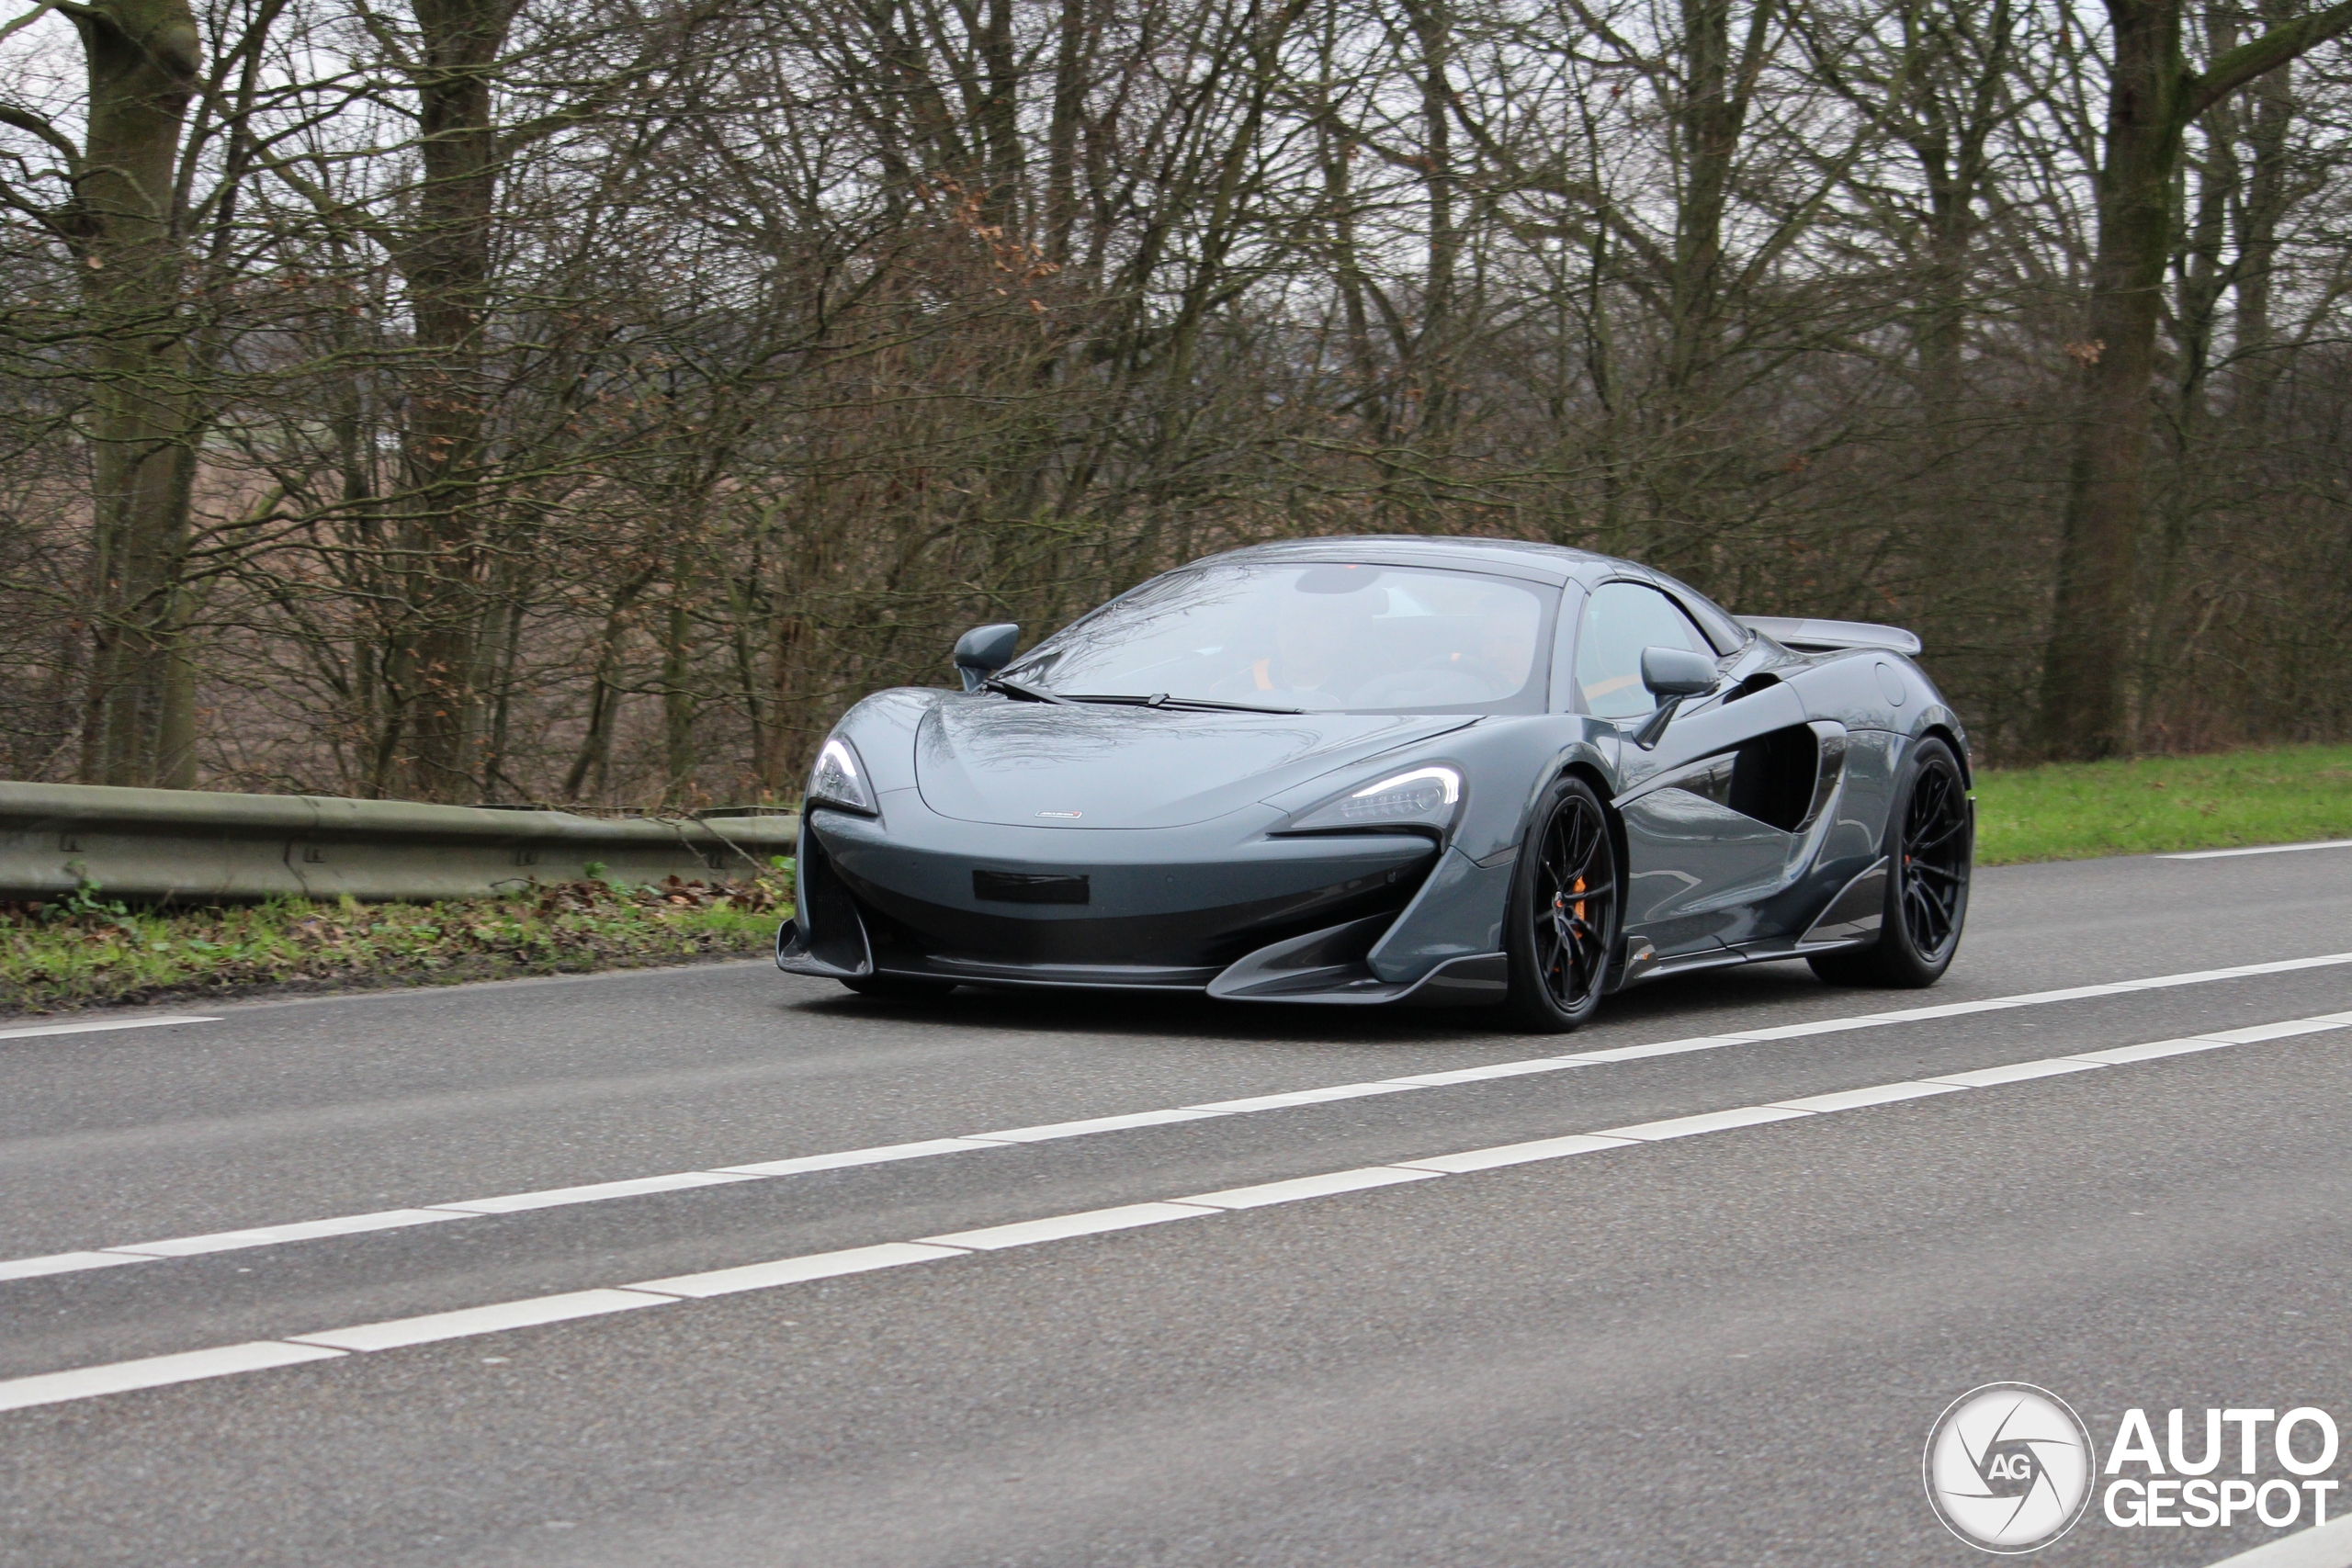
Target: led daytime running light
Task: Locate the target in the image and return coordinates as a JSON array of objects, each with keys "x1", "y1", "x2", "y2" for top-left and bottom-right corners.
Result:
[
  {"x1": 1351, "y1": 766, "x2": 1462, "y2": 805},
  {"x1": 807, "y1": 736, "x2": 876, "y2": 813}
]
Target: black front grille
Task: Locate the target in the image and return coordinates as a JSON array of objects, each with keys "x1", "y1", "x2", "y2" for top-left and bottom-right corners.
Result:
[{"x1": 973, "y1": 869, "x2": 1091, "y2": 905}]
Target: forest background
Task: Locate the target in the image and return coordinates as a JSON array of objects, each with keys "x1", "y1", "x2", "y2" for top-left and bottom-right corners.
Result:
[{"x1": 5, "y1": 0, "x2": 2352, "y2": 809}]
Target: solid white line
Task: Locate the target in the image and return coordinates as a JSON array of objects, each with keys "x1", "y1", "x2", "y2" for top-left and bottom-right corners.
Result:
[
  {"x1": 5, "y1": 1004, "x2": 2349, "y2": 1416},
  {"x1": 286, "y1": 1289, "x2": 673, "y2": 1352},
  {"x1": 1766, "y1": 1081, "x2": 1965, "y2": 1114},
  {"x1": 0, "y1": 1014, "x2": 217, "y2": 1043},
  {"x1": 0, "y1": 1341, "x2": 343, "y2": 1413},
  {"x1": 2165, "y1": 839, "x2": 2352, "y2": 860},
  {"x1": 1183, "y1": 1082, "x2": 1423, "y2": 1113},
  {"x1": 1923, "y1": 1058, "x2": 2104, "y2": 1089},
  {"x1": 1394, "y1": 1133, "x2": 1636, "y2": 1174},
  {"x1": 715, "y1": 1137, "x2": 1012, "y2": 1176},
  {"x1": 1598, "y1": 1106, "x2": 1812, "y2": 1141},
  {"x1": 2200, "y1": 1512, "x2": 2352, "y2": 1567},
  {"x1": 2070, "y1": 1036, "x2": 2232, "y2": 1066},
  {"x1": 0, "y1": 1250, "x2": 156, "y2": 1282},
  {"x1": 107, "y1": 1209, "x2": 472, "y2": 1258},
  {"x1": 918, "y1": 1201, "x2": 1220, "y2": 1251},
  {"x1": 634, "y1": 1243, "x2": 968, "y2": 1299},
  {"x1": 1182, "y1": 1167, "x2": 1438, "y2": 1209},
  {"x1": 975, "y1": 1108, "x2": 1223, "y2": 1142},
  {"x1": 9, "y1": 950, "x2": 2351, "y2": 1282},
  {"x1": 430, "y1": 1171, "x2": 760, "y2": 1215}
]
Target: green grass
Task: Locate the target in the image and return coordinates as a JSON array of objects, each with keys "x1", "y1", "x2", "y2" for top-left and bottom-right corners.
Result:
[
  {"x1": 1973, "y1": 744, "x2": 2352, "y2": 865},
  {"x1": 1, "y1": 870, "x2": 793, "y2": 1016},
  {"x1": 5, "y1": 746, "x2": 2339, "y2": 1013}
]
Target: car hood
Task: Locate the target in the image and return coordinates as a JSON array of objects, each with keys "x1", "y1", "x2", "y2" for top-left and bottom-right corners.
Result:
[{"x1": 912, "y1": 700, "x2": 1476, "y2": 829}]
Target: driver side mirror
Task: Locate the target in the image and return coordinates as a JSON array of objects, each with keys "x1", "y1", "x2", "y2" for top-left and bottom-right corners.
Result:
[
  {"x1": 1631, "y1": 646, "x2": 1719, "y2": 750},
  {"x1": 953, "y1": 623, "x2": 1022, "y2": 693}
]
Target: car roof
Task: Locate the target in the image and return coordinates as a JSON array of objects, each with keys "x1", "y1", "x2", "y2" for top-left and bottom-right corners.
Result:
[{"x1": 1202, "y1": 535, "x2": 1624, "y2": 588}]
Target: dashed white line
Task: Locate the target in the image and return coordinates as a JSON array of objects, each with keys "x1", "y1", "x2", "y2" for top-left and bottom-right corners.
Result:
[
  {"x1": 5, "y1": 1005, "x2": 2347, "y2": 1417},
  {"x1": 0, "y1": 1014, "x2": 217, "y2": 1043},
  {"x1": 7, "y1": 949, "x2": 2352, "y2": 1285},
  {"x1": 2165, "y1": 840, "x2": 2352, "y2": 860}
]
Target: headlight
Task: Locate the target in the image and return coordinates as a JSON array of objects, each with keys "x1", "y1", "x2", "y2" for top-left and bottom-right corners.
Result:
[
  {"x1": 1286, "y1": 765, "x2": 1463, "y2": 833},
  {"x1": 806, "y1": 736, "x2": 876, "y2": 814}
]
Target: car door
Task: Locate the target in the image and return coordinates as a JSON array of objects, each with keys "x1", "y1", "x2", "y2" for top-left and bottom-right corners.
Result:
[{"x1": 1572, "y1": 580, "x2": 1811, "y2": 957}]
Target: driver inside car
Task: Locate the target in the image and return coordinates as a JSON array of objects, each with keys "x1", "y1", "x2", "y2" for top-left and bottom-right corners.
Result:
[{"x1": 1214, "y1": 569, "x2": 1385, "y2": 703}]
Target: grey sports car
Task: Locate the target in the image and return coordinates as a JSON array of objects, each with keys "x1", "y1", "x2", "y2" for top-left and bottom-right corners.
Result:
[{"x1": 777, "y1": 536, "x2": 1973, "y2": 1031}]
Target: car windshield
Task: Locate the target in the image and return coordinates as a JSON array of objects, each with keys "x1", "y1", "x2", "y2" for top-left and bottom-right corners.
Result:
[{"x1": 1003, "y1": 561, "x2": 1555, "y2": 714}]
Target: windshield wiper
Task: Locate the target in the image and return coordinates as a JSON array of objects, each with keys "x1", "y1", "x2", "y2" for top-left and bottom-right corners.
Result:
[
  {"x1": 984, "y1": 674, "x2": 1070, "y2": 705},
  {"x1": 1061, "y1": 693, "x2": 1306, "y2": 716}
]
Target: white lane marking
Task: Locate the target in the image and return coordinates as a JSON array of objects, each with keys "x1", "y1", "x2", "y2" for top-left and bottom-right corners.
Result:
[
  {"x1": 1923, "y1": 1058, "x2": 2106, "y2": 1089},
  {"x1": 635, "y1": 1243, "x2": 967, "y2": 1300},
  {"x1": 0, "y1": 1015, "x2": 217, "y2": 1043},
  {"x1": 2201, "y1": 1510, "x2": 2352, "y2": 1566},
  {"x1": 1767, "y1": 1081, "x2": 1964, "y2": 1114},
  {"x1": 715, "y1": 1137, "x2": 1012, "y2": 1176},
  {"x1": 5, "y1": 1006, "x2": 2350, "y2": 1415},
  {"x1": 1184, "y1": 1082, "x2": 1422, "y2": 1113},
  {"x1": 1182, "y1": 1167, "x2": 1439, "y2": 1209},
  {"x1": 286, "y1": 1289, "x2": 673, "y2": 1353},
  {"x1": 1599, "y1": 1105, "x2": 1812, "y2": 1141},
  {"x1": 2165, "y1": 839, "x2": 2352, "y2": 860},
  {"x1": 10, "y1": 952, "x2": 2352, "y2": 1281},
  {"x1": 0, "y1": 1341, "x2": 343, "y2": 1413},
  {"x1": 1394, "y1": 1133, "x2": 1636, "y2": 1174},
  {"x1": 107, "y1": 1209, "x2": 472, "y2": 1258},
  {"x1": 975, "y1": 1108, "x2": 1221, "y2": 1142},
  {"x1": 918, "y1": 1202, "x2": 1220, "y2": 1251},
  {"x1": 430, "y1": 1171, "x2": 760, "y2": 1215},
  {"x1": 0, "y1": 1251, "x2": 156, "y2": 1282}
]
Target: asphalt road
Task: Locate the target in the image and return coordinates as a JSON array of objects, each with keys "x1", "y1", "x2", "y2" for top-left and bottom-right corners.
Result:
[{"x1": 4, "y1": 846, "x2": 2351, "y2": 1567}]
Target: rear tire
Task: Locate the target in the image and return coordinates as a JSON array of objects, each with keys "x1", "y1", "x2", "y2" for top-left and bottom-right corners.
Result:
[
  {"x1": 841, "y1": 973, "x2": 959, "y2": 1001},
  {"x1": 1502, "y1": 776, "x2": 1619, "y2": 1032},
  {"x1": 1807, "y1": 736, "x2": 1971, "y2": 988}
]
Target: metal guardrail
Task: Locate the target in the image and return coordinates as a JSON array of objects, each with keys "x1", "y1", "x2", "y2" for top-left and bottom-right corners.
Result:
[{"x1": 0, "y1": 782, "x2": 800, "y2": 904}]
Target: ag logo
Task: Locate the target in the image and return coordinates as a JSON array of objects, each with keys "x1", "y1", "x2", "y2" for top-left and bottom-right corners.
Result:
[{"x1": 1924, "y1": 1383, "x2": 2098, "y2": 1553}]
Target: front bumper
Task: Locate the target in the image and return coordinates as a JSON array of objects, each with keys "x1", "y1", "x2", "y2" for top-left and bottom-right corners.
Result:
[{"x1": 777, "y1": 788, "x2": 1482, "y2": 997}]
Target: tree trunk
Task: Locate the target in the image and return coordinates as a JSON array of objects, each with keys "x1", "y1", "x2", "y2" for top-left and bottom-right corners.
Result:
[
  {"x1": 69, "y1": 0, "x2": 202, "y2": 787},
  {"x1": 2038, "y1": 0, "x2": 2352, "y2": 758},
  {"x1": 386, "y1": 0, "x2": 517, "y2": 800}
]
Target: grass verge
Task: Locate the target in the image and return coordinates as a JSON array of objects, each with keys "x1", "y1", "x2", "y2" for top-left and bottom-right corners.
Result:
[
  {"x1": 1973, "y1": 744, "x2": 2352, "y2": 864},
  {"x1": 7, "y1": 744, "x2": 2343, "y2": 1014},
  {"x1": 1, "y1": 871, "x2": 792, "y2": 1017}
]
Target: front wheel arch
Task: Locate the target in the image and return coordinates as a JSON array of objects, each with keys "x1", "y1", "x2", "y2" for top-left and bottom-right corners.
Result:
[{"x1": 1500, "y1": 773, "x2": 1621, "y2": 1032}]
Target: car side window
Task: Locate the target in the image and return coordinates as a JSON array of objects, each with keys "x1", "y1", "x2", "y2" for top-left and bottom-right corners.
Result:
[{"x1": 1575, "y1": 581, "x2": 1713, "y2": 719}]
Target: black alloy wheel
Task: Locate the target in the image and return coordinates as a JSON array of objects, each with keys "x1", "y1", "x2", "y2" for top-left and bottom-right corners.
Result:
[
  {"x1": 1504, "y1": 775, "x2": 1619, "y2": 1032},
  {"x1": 1809, "y1": 736, "x2": 1972, "y2": 988}
]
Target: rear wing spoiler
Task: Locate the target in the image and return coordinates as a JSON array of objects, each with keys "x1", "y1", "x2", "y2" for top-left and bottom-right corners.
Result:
[{"x1": 1738, "y1": 615, "x2": 1922, "y2": 657}]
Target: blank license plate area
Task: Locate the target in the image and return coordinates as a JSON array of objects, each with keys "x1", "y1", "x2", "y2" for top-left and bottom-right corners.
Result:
[{"x1": 973, "y1": 870, "x2": 1091, "y2": 905}]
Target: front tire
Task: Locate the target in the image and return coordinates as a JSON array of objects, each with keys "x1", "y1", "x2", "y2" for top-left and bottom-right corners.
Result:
[
  {"x1": 1503, "y1": 775, "x2": 1619, "y2": 1032},
  {"x1": 1808, "y1": 736, "x2": 1971, "y2": 988}
]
